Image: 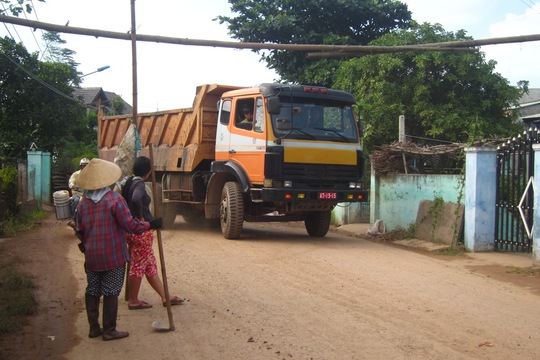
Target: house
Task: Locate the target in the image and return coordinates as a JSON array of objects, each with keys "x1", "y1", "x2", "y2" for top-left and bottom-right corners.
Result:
[
  {"x1": 72, "y1": 87, "x2": 132, "y2": 115},
  {"x1": 517, "y1": 88, "x2": 540, "y2": 127}
]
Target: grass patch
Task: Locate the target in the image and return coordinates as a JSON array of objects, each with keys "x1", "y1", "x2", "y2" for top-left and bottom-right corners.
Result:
[
  {"x1": 0, "y1": 210, "x2": 41, "y2": 357},
  {"x1": 0, "y1": 210, "x2": 45, "y2": 238},
  {"x1": 506, "y1": 266, "x2": 540, "y2": 277},
  {"x1": 0, "y1": 266, "x2": 37, "y2": 335},
  {"x1": 432, "y1": 242, "x2": 468, "y2": 256}
]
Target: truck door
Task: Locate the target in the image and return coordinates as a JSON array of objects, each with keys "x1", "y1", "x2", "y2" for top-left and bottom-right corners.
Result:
[
  {"x1": 229, "y1": 97, "x2": 266, "y2": 183},
  {"x1": 216, "y1": 99, "x2": 232, "y2": 162}
]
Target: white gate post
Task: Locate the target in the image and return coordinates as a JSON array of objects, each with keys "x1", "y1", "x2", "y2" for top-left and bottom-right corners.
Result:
[
  {"x1": 464, "y1": 147, "x2": 497, "y2": 251},
  {"x1": 532, "y1": 144, "x2": 540, "y2": 264}
]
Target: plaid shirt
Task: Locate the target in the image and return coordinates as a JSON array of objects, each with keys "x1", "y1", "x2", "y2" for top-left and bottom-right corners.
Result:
[{"x1": 76, "y1": 190, "x2": 149, "y2": 272}]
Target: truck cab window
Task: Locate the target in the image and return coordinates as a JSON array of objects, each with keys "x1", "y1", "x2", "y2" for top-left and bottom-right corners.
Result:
[
  {"x1": 254, "y1": 97, "x2": 264, "y2": 133},
  {"x1": 236, "y1": 99, "x2": 255, "y2": 130},
  {"x1": 271, "y1": 100, "x2": 359, "y2": 143},
  {"x1": 220, "y1": 99, "x2": 232, "y2": 125}
]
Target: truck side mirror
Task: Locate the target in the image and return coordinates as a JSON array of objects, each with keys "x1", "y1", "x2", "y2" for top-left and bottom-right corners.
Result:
[{"x1": 266, "y1": 96, "x2": 281, "y2": 115}]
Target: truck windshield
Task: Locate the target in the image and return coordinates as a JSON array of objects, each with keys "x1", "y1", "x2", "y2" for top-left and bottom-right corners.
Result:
[{"x1": 270, "y1": 100, "x2": 359, "y2": 143}]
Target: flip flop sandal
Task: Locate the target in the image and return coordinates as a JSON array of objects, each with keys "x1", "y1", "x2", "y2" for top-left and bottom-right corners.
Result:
[
  {"x1": 128, "y1": 300, "x2": 153, "y2": 310},
  {"x1": 164, "y1": 296, "x2": 185, "y2": 306}
]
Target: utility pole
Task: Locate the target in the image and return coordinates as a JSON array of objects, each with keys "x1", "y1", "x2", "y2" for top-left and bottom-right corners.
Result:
[{"x1": 130, "y1": 0, "x2": 139, "y2": 156}]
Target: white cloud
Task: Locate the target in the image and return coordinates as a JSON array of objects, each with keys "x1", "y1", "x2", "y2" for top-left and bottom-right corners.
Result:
[
  {"x1": 404, "y1": 0, "x2": 540, "y2": 87},
  {"x1": 482, "y1": 3, "x2": 540, "y2": 86}
]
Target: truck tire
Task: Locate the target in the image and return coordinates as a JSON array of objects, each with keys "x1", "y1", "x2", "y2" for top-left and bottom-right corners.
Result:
[
  {"x1": 154, "y1": 183, "x2": 177, "y2": 228},
  {"x1": 220, "y1": 182, "x2": 244, "y2": 239},
  {"x1": 305, "y1": 211, "x2": 331, "y2": 237}
]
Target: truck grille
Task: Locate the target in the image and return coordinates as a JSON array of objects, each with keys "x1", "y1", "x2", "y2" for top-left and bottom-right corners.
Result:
[{"x1": 283, "y1": 163, "x2": 359, "y2": 189}]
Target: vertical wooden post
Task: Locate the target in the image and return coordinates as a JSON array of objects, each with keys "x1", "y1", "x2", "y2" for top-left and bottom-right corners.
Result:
[{"x1": 130, "y1": 0, "x2": 139, "y2": 156}]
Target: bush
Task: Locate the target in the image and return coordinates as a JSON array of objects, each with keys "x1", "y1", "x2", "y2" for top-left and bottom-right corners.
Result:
[{"x1": 0, "y1": 166, "x2": 19, "y2": 218}]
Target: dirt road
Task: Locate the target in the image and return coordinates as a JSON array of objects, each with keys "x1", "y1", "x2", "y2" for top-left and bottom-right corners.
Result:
[{"x1": 1, "y1": 209, "x2": 540, "y2": 359}]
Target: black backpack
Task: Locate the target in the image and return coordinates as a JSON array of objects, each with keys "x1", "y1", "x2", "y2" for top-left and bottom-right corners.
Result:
[{"x1": 121, "y1": 176, "x2": 134, "y2": 204}]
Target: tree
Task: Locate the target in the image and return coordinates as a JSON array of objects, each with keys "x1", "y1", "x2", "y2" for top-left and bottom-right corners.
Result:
[
  {"x1": 217, "y1": 0, "x2": 412, "y2": 87},
  {"x1": 41, "y1": 31, "x2": 79, "y2": 69},
  {"x1": 0, "y1": 36, "x2": 86, "y2": 162},
  {"x1": 111, "y1": 96, "x2": 126, "y2": 115},
  {"x1": 334, "y1": 23, "x2": 526, "y2": 154}
]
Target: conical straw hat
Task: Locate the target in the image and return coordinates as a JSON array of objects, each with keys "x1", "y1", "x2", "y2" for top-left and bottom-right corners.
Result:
[{"x1": 77, "y1": 158, "x2": 122, "y2": 190}]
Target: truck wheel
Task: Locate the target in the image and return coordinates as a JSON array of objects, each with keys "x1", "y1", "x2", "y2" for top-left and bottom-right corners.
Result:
[
  {"x1": 305, "y1": 211, "x2": 331, "y2": 237},
  {"x1": 220, "y1": 182, "x2": 244, "y2": 239},
  {"x1": 153, "y1": 183, "x2": 177, "y2": 227}
]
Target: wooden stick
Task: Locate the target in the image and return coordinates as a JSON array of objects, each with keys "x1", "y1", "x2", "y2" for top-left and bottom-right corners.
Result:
[{"x1": 149, "y1": 144, "x2": 175, "y2": 331}]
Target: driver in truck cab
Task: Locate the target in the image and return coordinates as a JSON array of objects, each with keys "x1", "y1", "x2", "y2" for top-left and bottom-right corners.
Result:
[{"x1": 238, "y1": 107, "x2": 253, "y2": 130}]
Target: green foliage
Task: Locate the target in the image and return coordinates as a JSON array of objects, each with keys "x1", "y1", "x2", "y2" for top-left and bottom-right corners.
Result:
[
  {"x1": 0, "y1": 166, "x2": 19, "y2": 218},
  {"x1": 432, "y1": 242, "x2": 467, "y2": 256},
  {"x1": 335, "y1": 23, "x2": 526, "y2": 154},
  {"x1": 0, "y1": 0, "x2": 44, "y2": 16},
  {"x1": 218, "y1": 0, "x2": 412, "y2": 87},
  {"x1": 0, "y1": 36, "x2": 90, "y2": 164},
  {"x1": 405, "y1": 222, "x2": 416, "y2": 238},
  {"x1": 0, "y1": 209, "x2": 44, "y2": 238},
  {"x1": 52, "y1": 109, "x2": 98, "y2": 174},
  {"x1": 41, "y1": 31, "x2": 79, "y2": 69},
  {"x1": 111, "y1": 96, "x2": 126, "y2": 115}
]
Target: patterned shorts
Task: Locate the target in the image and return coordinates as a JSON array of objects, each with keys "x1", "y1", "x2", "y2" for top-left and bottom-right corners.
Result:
[{"x1": 127, "y1": 230, "x2": 158, "y2": 279}]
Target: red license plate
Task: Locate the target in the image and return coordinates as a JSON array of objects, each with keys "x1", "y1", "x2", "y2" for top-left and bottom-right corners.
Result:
[{"x1": 318, "y1": 192, "x2": 337, "y2": 200}]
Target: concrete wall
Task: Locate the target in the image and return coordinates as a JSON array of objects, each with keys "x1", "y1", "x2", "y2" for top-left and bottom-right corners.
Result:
[
  {"x1": 332, "y1": 202, "x2": 370, "y2": 226},
  {"x1": 370, "y1": 173, "x2": 463, "y2": 231}
]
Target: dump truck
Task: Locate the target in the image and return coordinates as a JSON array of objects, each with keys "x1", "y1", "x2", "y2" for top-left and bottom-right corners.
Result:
[{"x1": 98, "y1": 83, "x2": 368, "y2": 239}]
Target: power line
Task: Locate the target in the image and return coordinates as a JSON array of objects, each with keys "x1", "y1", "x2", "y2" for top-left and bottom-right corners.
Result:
[
  {"x1": 29, "y1": 0, "x2": 47, "y2": 59},
  {"x1": 22, "y1": 7, "x2": 42, "y2": 56},
  {"x1": 0, "y1": 2, "x2": 23, "y2": 43},
  {"x1": 520, "y1": 0, "x2": 540, "y2": 15},
  {"x1": 0, "y1": 49, "x2": 82, "y2": 104}
]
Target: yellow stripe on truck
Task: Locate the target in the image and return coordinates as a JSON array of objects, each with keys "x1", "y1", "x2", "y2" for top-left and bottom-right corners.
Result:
[{"x1": 283, "y1": 141, "x2": 359, "y2": 165}]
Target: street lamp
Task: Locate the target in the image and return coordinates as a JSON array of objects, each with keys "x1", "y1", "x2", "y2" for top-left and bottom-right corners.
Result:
[{"x1": 80, "y1": 65, "x2": 110, "y2": 78}]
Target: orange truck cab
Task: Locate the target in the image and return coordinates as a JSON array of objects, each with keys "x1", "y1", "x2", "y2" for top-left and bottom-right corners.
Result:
[{"x1": 98, "y1": 83, "x2": 368, "y2": 239}]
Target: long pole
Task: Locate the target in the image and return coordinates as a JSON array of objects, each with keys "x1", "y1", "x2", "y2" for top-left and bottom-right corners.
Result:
[
  {"x1": 130, "y1": 0, "x2": 138, "y2": 149},
  {"x1": 149, "y1": 144, "x2": 175, "y2": 331}
]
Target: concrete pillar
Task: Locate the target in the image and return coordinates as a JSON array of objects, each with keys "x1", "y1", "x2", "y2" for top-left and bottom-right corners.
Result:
[
  {"x1": 27, "y1": 150, "x2": 51, "y2": 208},
  {"x1": 370, "y1": 162, "x2": 379, "y2": 224},
  {"x1": 464, "y1": 147, "x2": 497, "y2": 251},
  {"x1": 532, "y1": 144, "x2": 540, "y2": 264},
  {"x1": 398, "y1": 115, "x2": 406, "y2": 143}
]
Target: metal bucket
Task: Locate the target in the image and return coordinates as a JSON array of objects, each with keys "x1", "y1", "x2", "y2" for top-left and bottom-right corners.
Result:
[{"x1": 53, "y1": 190, "x2": 72, "y2": 219}]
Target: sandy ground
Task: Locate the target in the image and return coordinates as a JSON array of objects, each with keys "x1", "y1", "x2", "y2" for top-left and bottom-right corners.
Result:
[{"x1": 1, "y1": 208, "x2": 540, "y2": 360}]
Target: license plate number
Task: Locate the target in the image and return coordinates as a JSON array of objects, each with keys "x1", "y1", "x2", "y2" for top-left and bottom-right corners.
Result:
[{"x1": 318, "y1": 192, "x2": 337, "y2": 200}]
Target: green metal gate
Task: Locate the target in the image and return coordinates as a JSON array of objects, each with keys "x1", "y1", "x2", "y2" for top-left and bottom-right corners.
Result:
[{"x1": 495, "y1": 128, "x2": 539, "y2": 252}]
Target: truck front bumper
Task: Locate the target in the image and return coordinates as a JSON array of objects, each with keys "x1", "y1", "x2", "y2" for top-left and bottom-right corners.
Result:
[{"x1": 259, "y1": 188, "x2": 369, "y2": 204}]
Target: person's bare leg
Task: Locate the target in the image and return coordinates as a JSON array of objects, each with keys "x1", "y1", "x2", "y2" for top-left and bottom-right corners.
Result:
[
  {"x1": 146, "y1": 274, "x2": 166, "y2": 302},
  {"x1": 127, "y1": 276, "x2": 144, "y2": 305}
]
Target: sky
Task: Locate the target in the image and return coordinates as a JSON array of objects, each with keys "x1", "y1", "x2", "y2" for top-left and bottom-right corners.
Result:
[{"x1": 1, "y1": 0, "x2": 539, "y2": 112}]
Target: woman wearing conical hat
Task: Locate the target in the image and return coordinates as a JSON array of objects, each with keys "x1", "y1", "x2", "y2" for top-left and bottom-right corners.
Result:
[{"x1": 75, "y1": 158, "x2": 163, "y2": 341}]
